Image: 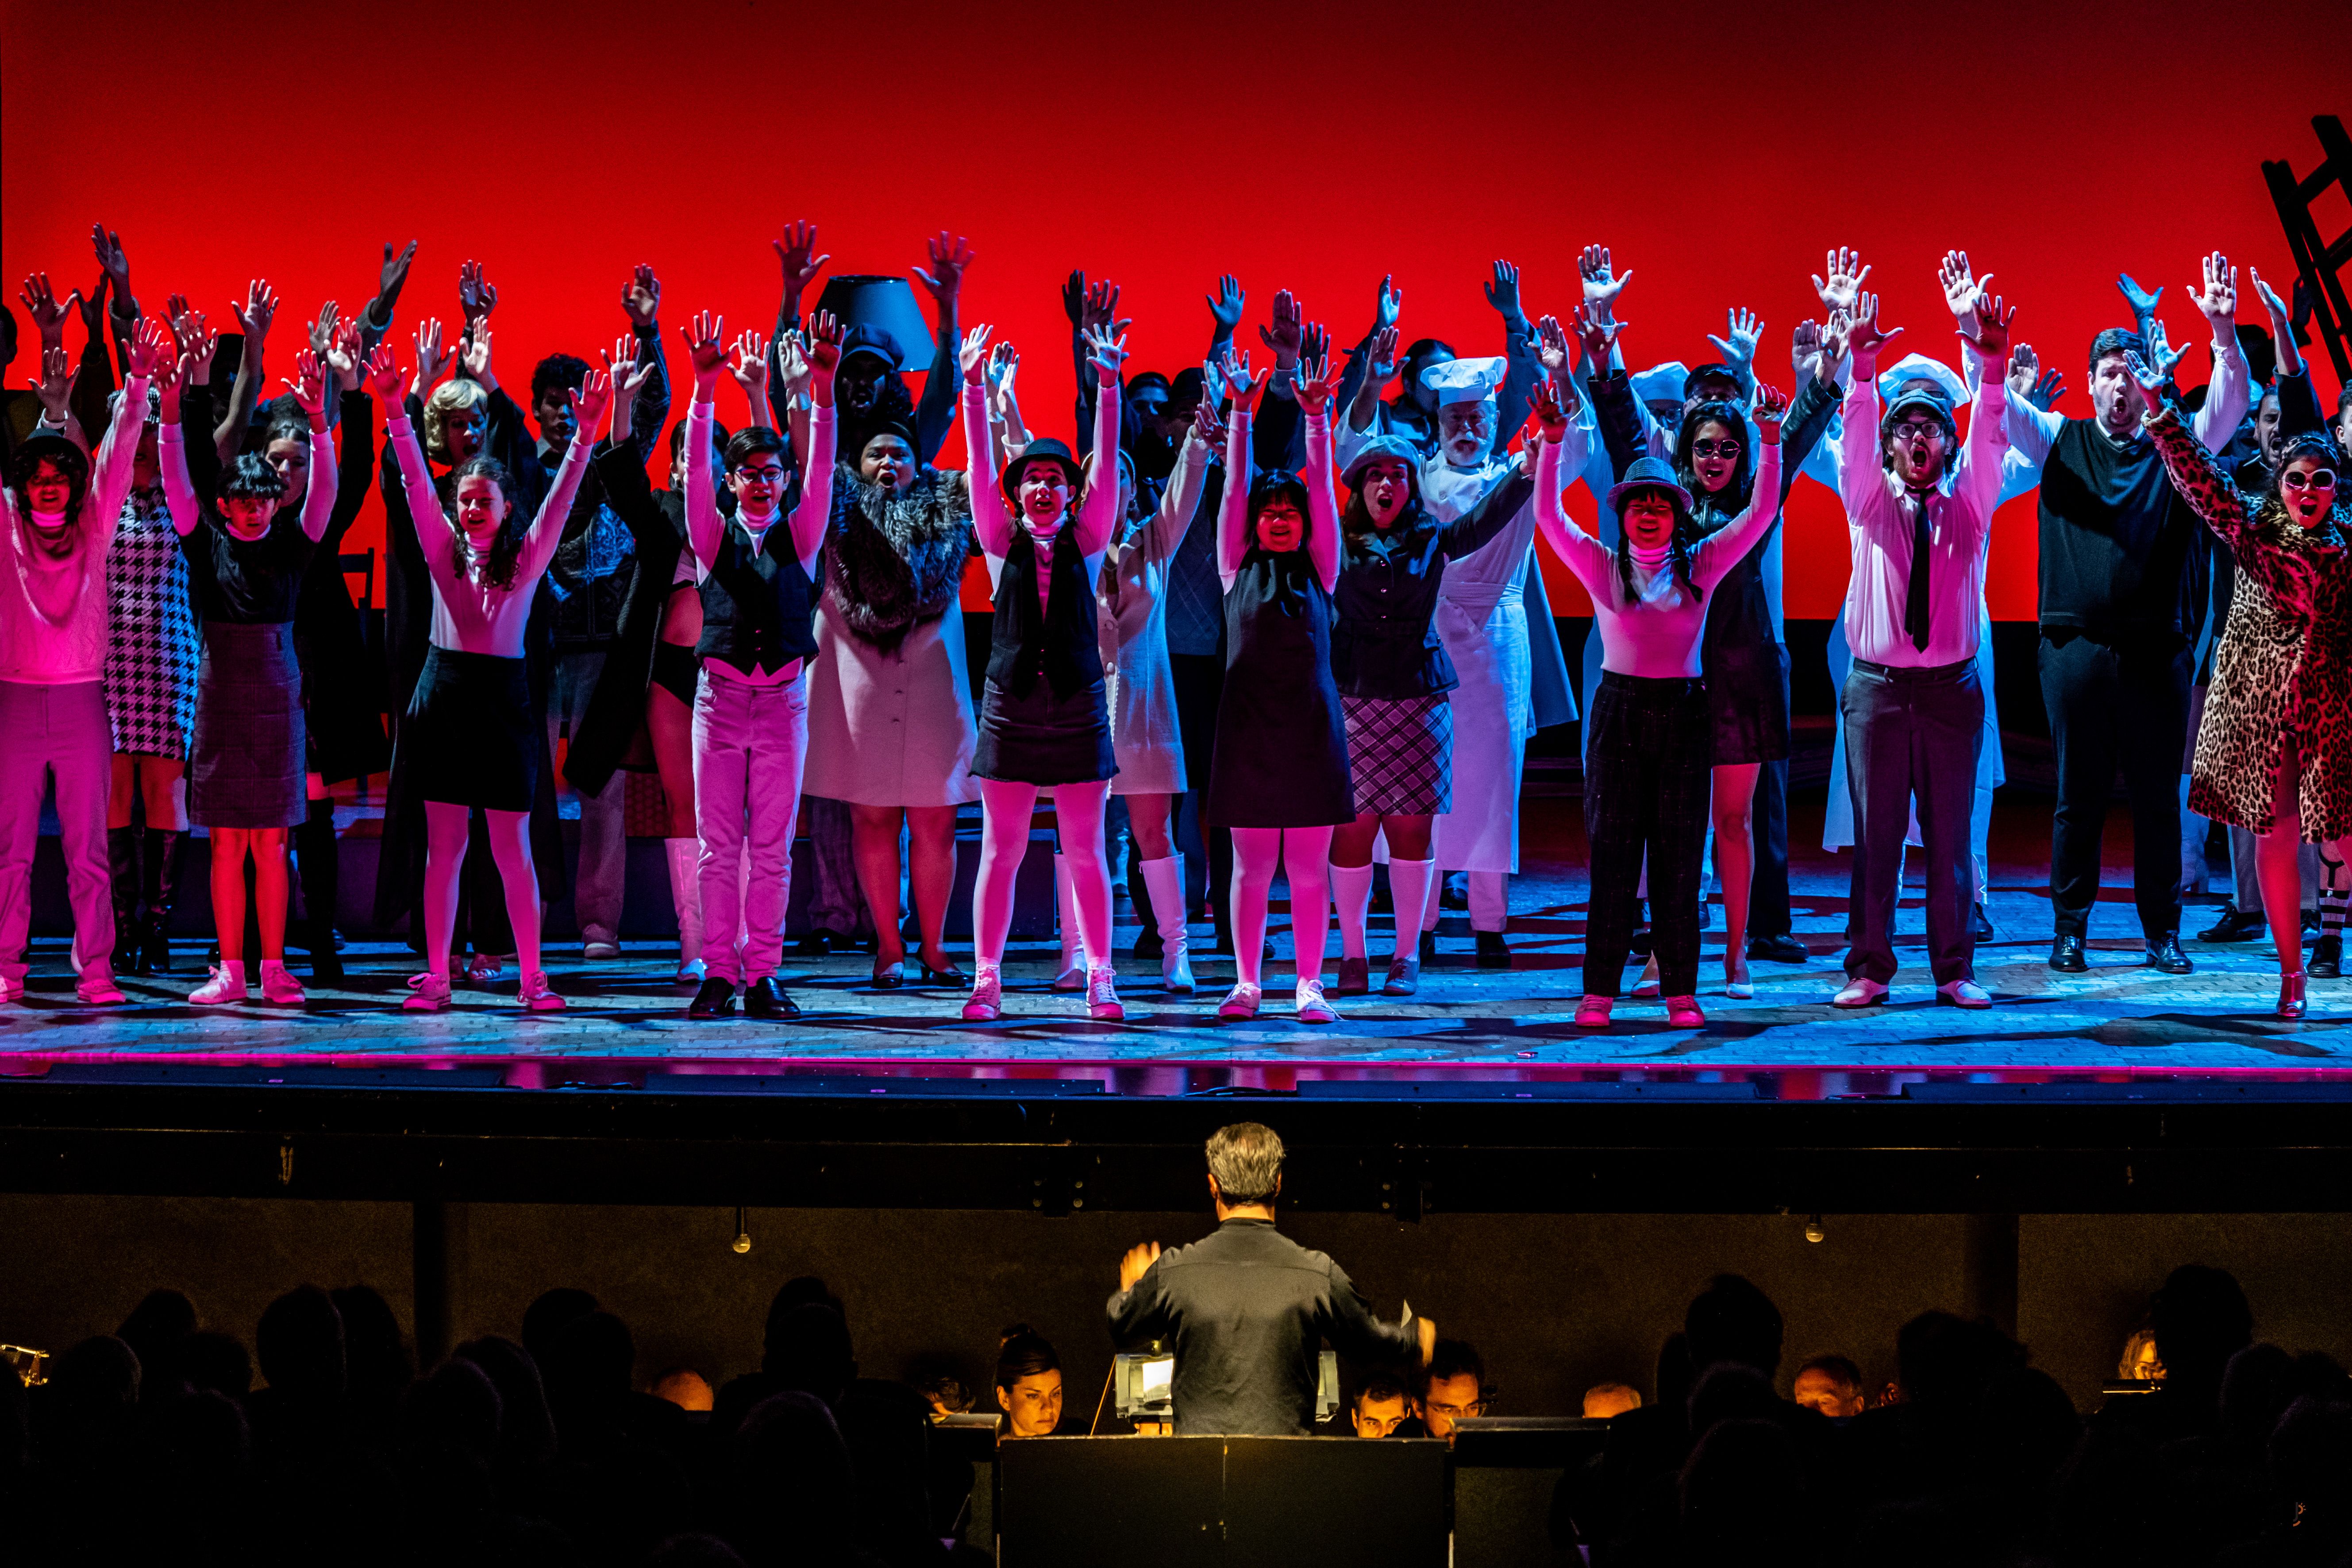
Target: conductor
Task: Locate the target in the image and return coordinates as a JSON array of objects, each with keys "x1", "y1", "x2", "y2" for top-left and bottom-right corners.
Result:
[{"x1": 1107, "y1": 1122, "x2": 1434, "y2": 1435}]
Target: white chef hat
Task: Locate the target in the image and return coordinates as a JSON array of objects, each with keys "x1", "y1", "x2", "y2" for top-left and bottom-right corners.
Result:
[
  {"x1": 1628, "y1": 361, "x2": 1691, "y2": 408},
  {"x1": 1420, "y1": 355, "x2": 1508, "y2": 407},
  {"x1": 1875, "y1": 353, "x2": 1967, "y2": 409}
]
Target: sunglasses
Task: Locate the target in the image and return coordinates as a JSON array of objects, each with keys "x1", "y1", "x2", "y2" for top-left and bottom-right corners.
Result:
[
  {"x1": 1691, "y1": 438, "x2": 1743, "y2": 459},
  {"x1": 2281, "y1": 470, "x2": 2337, "y2": 491}
]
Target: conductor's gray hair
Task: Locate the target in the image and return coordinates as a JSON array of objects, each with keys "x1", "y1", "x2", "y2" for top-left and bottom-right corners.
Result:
[{"x1": 1205, "y1": 1122, "x2": 1285, "y2": 1205}]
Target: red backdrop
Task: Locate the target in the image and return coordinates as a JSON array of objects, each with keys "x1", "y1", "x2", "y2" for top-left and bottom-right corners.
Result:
[{"x1": 4, "y1": 0, "x2": 2341, "y2": 619}]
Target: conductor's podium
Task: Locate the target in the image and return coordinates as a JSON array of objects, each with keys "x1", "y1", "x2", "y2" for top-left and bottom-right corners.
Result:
[{"x1": 986, "y1": 1420, "x2": 1609, "y2": 1567}]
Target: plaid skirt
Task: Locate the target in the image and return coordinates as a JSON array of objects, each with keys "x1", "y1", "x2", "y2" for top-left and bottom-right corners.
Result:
[{"x1": 1343, "y1": 693, "x2": 1452, "y2": 815}]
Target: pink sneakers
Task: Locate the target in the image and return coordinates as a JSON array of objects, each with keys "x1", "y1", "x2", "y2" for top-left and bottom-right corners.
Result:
[{"x1": 189, "y1": 962, "x2": 248, "y2": 1006}]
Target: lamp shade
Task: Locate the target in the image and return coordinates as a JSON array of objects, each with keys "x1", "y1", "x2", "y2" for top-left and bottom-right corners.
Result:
[{"x1": 811, "y1": 275, "x2": 934, "y2": 372}]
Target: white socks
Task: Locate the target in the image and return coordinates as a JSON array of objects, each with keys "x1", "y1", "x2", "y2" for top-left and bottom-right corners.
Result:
[
  {"x1": 1389, "y1": 859, "x2": 1435, "y2": 953},
  {"x1": 1331, "y1": 862, "x2": 1375, "y2": 961}
]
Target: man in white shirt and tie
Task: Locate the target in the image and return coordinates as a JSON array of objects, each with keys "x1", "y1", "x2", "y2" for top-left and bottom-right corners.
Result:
[{"x1": 1830, "y1": 272, "x2": 2014, "y2": 1009}]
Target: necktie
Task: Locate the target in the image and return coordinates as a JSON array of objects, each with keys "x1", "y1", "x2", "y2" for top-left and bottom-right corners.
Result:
[{"x1": 1903, "y1": 491, "x2": 1932, "y2": 654}]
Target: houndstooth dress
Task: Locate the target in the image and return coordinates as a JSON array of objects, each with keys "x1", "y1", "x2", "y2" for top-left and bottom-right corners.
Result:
[{"x1": 103, "y1": 485, "x2": 200, "y2": 758}]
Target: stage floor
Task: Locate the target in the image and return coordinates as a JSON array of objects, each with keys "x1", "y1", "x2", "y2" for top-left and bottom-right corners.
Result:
[{"x1": 4, "y1": 835, "x2": 2345, "y2": 1093}]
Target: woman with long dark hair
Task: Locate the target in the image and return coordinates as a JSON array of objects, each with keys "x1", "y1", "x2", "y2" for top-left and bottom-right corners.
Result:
[
  {"x1": 957, "y1": 313, "x2": 1126, "y2": 1022},
  {"x1": 1530, "y1": 376, "x2": 1787, "y2": 1028},
  {"x1": 2143, "y1": 356, "x2": 2351, "y2": 1019},
  {"x1": 1204, "y1": 351, "x2": 1352, "y2": 1021},
  {"x1": 372, "y1": 334, "x2": 606, "y2": 1013}
]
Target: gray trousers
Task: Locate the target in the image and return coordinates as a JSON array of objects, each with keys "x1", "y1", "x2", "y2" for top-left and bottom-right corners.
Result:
[
  {"x1": 548, "y1": 650, "x2": 626, "y2": 947},
  {"x1": 1842, "y1": 657, "x2": 1985, "y2": 985}
]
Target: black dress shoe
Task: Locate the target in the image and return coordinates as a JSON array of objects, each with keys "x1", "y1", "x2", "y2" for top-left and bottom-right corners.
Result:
[
  {"x1": 688, "y1": 977, "x2": 737, "y2": 1017},
  {"x1": 1747, "y1": 931, "x2": 1809, "y2": 964},
  {"x1": 1973, "y1": 903, "x2": 1997, "y2": 942},
  {"x1": 2144, "y1": 934, "x2": 2194, "y2": 975},
  {"x1": 794, "y1": 929, "x2": 838, "y2": 957},
  {"x1": 2197, "y1": 905, "x2": 2267, "y2": 942},
  {"x1": 744, "y1": 977, "x2": 800, "y2": 1017},
  {"x1": 2310, "y1": 933, "x2": 2342, "y2": 979},
  {"x1": 2049, "y1": 935, "x2": 2088, "y2": 972},
  {"x1": 1475, "y1": 931, "x2": 1512, "y2": 969}
]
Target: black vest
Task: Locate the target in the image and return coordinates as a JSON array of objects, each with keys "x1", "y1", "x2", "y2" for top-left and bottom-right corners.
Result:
[
  {"x1": 696, "y1": 512, "x2": 821, "y2": 676},
  {"x1": 986, "y1": 527, "x2": 1101, "y2": 698}
]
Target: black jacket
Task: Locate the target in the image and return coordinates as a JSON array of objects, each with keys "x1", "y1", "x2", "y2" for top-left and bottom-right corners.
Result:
[{"x1": 565, "y1": 435, "x2": 693, "y2": 796}]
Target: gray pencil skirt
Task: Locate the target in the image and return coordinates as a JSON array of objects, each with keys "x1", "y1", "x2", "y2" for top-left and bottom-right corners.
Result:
[{"x1": 189, "y1": 620, "x2": 306, "y2": 830}]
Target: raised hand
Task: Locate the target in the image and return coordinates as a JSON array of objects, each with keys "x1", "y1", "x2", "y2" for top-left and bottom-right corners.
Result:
[
  {"x1": 235, "y1": 279, "x2": 279, "y2": 352},
  {"x1": 1081, "y1": 278, "x2": 1122, "y2": 335},
  {"x1": 90, "y1": 224, "x2": 131, "y2": 301},
  {"x1": 804, "y1": 310, "x2": 843, "y2": 401},
  {"x1": 773, "y1": 220, "x2": 828, "y2": 299},
  {"x1": 1062, "y1": 270, "x2": 1090, "y2": 329},
  {"x1": 1811, "y1": 246, "x2": 1870, "y2": 315},
  {"x1": 365, "y1": 343, "x2": 407, "y2": 404},
  {"x1": 1578, "y1": 245, "x2": 1629, "y2": 320},
  {"x1": 1084, "y1": 322, "x2": 1130, "y2": 386},
  {"x1": 1221, "y1": 349, "x2": 1270, "y2": 414},
  {"x1": 1938, "y1": 250, "x2": 1982, "y2": 323},
  {"x1": 1206, "y1": 273, "x2": 1246, "y2": 335},
  {"x1": 457, "y1": 259, "x2": 497, "y2": 327},
  {"x1": 31, "y1": 346, "x2": 77, "y2": 421},
  {"x1": 1259, "y1": 289, "x2": 1304, "y2": 369},
  {"x1": 281, "y1": 348, "x2": 328, "y2": 418},
  {"x1": 1189, "y1": 394, "x2": 1226, "y2": 451},
  {"x1": 914, "y1": 231, "x2": 974, "y2": 303},
  {"x1": 2247, "y1": 265, "x2": 2293, "y2": 340},
  {"x1": 126, "y1": 317, "x2": 173, "y2": 381},
  {"x1": 166, "y1": 293, "x2": 200, "y2": 341},
  {"x1": 776, "y1": 331, "x2": 812, "y2": 403},
  {"x1": 76, "y1": 272, "x2": 108, "y2": 340},
  {"x1": 1532, "y1": 376, "x2": 1571, "y2": 442},
  {"x1": 308, "y1": 299, "x2": 339, "y2": 355},
  {"x1": 16, "y1": 273, "x2": 76, "y2": 350},
  {"x1": 2008, "y1": 343, "x2": 2064, "y2": 411},
  {"x1": 1365, "y1": 324, "x2": 1401, "y2": 388},
  {"x1": 1372, "y1": 273, "x2": 1402, "y2": 330},
  {"x1": 2116, "y1": 272, "x2": 2163, "y2": 320},
  {"x1": 1534, "y1": 314, "x2": 1572, "y2": 379},
  {"x1": 1969, "y1": 290, "x2": 2017, "y2": 359},
  {"x1": 621, "y1": 263, "x2": 661, "y2": 331},
  {"x1": 176, "y1": 312, "x2": 220, "y2": 385},
  {"x1": 1847, "y1": 292, "x2": 1902, "y2": 362},
  {"x1": 681, "y1": 310, "x2": 728, "y2": 393},
  {"x1": 327, "y1": 319, "x2": 366, "y2": 393},
  {"x1": 2122, "y1": 350, "x2": 2169, "y2": 401},
  {"x1": 959, "y1": 324, "x2": 995, "y2": 385},
  {"x1": 2145, "y1": 317, "x2": 2186, "y2": 381},
  {"x1": 1819, "y1": 309, "x2": 1854, "y2": 374},
  {"x1": 1571, "y1": 303, "x2": 1622, "y2": 368},
  {"x1": 1484, "y1": 259, "x2": 1524, "y2": 321},
  {"x1": 1707, "y1": 306, "x2": 1762, "y2": 371},
  {"x1": 1752, "y1": 380, "x2": 1790, "y2": 443},
  {"x1": 985, "y1": 340, "x2": 1020, "y2": 398},
  {"x1": 1299, "y1": 320, "x2": 1330, "y2": 371},
  {"x1": 568, "y1": 366, "x2": 613, "y2": 437},
  {"x1": 378, "y1": 239, "x2": 418, "y2": 306},
  {"x1": 1791, "y1": 319, "x2": 1824, "y2": 381},
  {"x1": 148, "y1": 343, "x2": 181, "y2": 398},
  {"x1": 603, "y1": 332, "x2": 654, "y2": 402},
  {"x1": 2193, "y1": 251, "x2": 2237, "y2": 331},
  {"x1": 1295, "y1": 351, "x2": 1340, "y2": 415},
  {"x1": 460, "y1": 325, "x2": 495, "y2": 386},
  {"x1": 729, "y1": 329, "x2": 770, "y2": 403},
  {"x1": 414, "y1": 317, "x2": 453, "y2": 392}
]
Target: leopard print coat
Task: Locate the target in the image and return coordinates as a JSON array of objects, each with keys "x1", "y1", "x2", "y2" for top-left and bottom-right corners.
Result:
[{"x1": 2148, "y1": 409, "x2": 2352, "y2": 840}]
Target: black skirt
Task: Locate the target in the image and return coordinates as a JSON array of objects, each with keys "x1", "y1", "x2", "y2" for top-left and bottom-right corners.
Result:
[
  {"x1": 189, "y1": 620, "x2": 306, "y2": 830},
  {"x1": 1206, "y1": 553, "x2": 1354, "y2": 828},
  {"x1": 1704, "y1": 636, "x2": 1791, "y2": 766},
  {"x1": 973, "y1": 675, "x2": 1116, "y2": 786},
  {"x1": 399, "y1": 645, "x2": 539, "y2": 811}
]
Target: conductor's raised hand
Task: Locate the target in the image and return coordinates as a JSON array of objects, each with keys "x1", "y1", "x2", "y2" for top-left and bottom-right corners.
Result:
[{"x1": 1119, "y1": 1241, "x2": 1163, "y2": 1292}]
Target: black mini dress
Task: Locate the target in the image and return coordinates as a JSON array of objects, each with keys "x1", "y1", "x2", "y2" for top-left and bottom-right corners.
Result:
[{"x1": 1205, "y1": 548, "x2": 1354, "y2": 829}]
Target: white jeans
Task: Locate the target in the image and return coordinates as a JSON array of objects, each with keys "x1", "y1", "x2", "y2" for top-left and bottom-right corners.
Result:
[{"x1": 692, "y1": 669, "x2": 808, "y2": 983}]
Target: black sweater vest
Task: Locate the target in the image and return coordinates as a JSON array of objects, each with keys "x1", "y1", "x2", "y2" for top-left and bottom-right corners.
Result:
[
  {"x1": 986, "y1": 527, "x2": 1101, "y2": 698},
  {"x1": 2036, "y1": 419, "x2": 2199, "y2": 640},
  {"x1": 696, "y1": 514, "x2": 820, "y2": 675}
]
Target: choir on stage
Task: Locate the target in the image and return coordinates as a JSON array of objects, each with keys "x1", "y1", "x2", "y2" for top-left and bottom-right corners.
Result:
[{"x1": 4, "y1": 222, "x2": 2348, "y2": 1023}]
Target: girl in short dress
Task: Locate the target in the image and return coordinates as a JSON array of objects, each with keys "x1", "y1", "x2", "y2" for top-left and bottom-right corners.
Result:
[
  {"x1": 957, "y1": 319, "x2": 1125, "y2": 1022},
  {"x1": 158, "y1": 349, "x2": 339, "y2": 1006},
  {"x1": 370, "y1": 335, "x2": 605, "y2": 1013},
  {"x1": 1204, "y1": 351, "x2": 1353, "y2": 1022}
]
